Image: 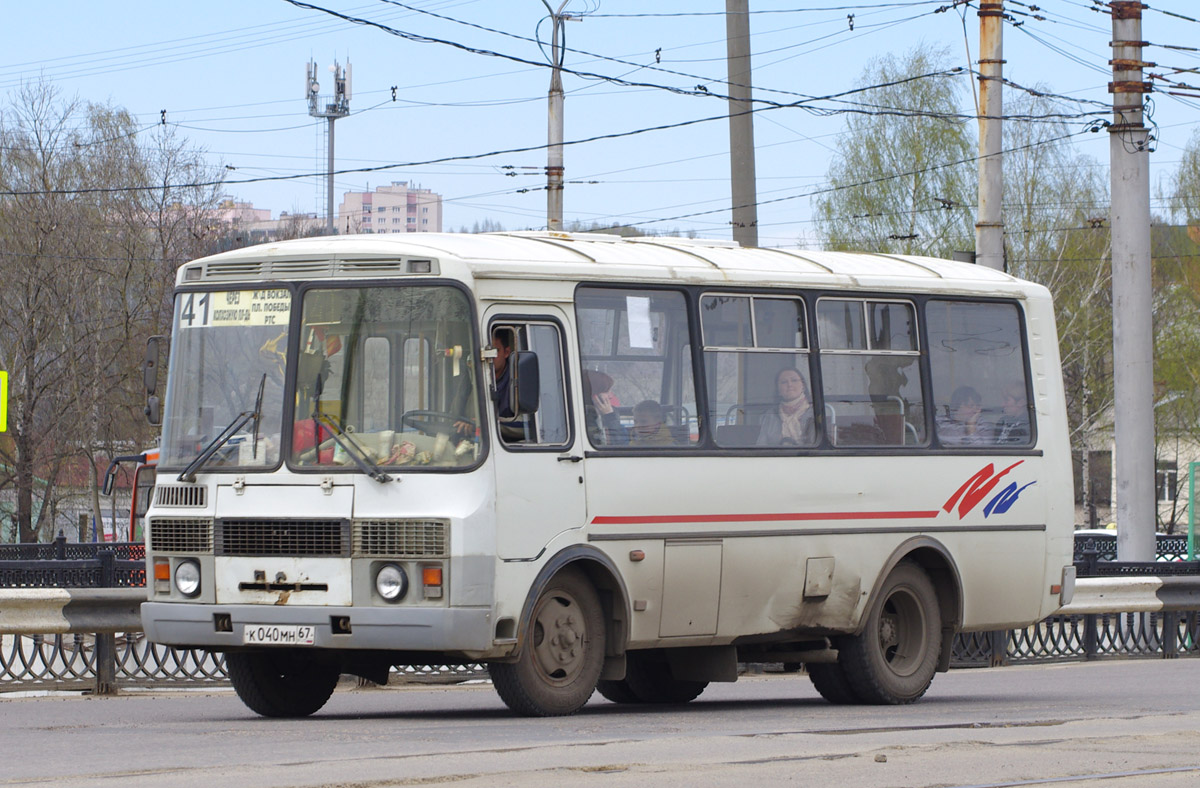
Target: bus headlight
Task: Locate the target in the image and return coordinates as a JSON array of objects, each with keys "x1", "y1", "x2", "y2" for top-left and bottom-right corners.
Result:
[
  {"x1": 375, "y1": 564, "x2": 409, "y2": 602},
  {"x1": 174, "y1": 559, "x2": 201, "y2": 598}
]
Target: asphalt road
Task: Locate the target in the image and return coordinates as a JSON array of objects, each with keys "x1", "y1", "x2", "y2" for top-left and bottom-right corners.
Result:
[{"x1": 3, "y1": 659, "x2": 1199, "y2": 788}]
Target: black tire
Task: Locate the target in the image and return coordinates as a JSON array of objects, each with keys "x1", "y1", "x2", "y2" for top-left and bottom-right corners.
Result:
[
  {"x1": 839, "y1": 561, "x2": 942, "y2": 705},
  {"x1": 226, "y1": 650, "x2": 340, "y2": 718},
  {"x1": 807, "y1": 661, "x2": 862, "y2": 704},
  {"x1": 596, "y1": 678, "x2": 642, "y2": 704},
  {"x1": 622, "y1": 651, "x2": 708, "y2": 704},
  {"x1": 490, "y1": 569, "x2": 605, "y2": 717}
]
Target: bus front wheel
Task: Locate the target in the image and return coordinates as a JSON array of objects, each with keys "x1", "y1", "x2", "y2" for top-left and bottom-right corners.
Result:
[
  {"x1": 838, "y1": 561, "x2": 941, "y2": 704},
  {"x1": 490, "y1": 568, "x2": 605, "y2": 717},
  {"x1": 226, "y1": 650, "x2": 340, "y2": 717}
]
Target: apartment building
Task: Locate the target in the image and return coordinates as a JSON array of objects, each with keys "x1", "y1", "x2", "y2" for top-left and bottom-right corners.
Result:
[{"x1": 337, "y1": 181, "x2": 443, "y2": 235}]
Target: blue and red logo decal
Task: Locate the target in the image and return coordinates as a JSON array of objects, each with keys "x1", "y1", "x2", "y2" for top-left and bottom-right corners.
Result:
[{"x1": 943, "y1": 460, "x2": 1036, "y2": 519}]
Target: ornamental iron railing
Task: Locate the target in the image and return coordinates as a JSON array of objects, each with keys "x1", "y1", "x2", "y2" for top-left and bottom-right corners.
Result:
[{"x1": 0, "y1": 533, "x2": 1196, "y2": 692}]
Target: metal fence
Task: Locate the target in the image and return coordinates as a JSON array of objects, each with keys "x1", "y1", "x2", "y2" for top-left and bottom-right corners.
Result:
[
  {"x1": 0, "y1": 534, "x2": 145, "y2": 589},
  {"x1": 0, "y1": 534, "x2": 1196, "y2": 692},
  {"x1": 0, "y1": 633, "x2": 486, "y2": 691}
]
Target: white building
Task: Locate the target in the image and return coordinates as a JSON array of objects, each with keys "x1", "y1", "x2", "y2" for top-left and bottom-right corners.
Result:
[{"x1": 337, "y1": 182, "x2": 443, "y2": 235}]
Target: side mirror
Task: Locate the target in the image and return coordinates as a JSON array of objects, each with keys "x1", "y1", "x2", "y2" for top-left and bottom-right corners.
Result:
[
  {"x1": 145, "y1": 395, "x2": 161, "y2": 427},
  {"x1": 510, "y1": 350, "x2": 540, "y2": 416},
  {"x1": 102, "y1": 463, "x2": 118, "y2": 497},
  {"x1": 144, "y1": 336, "x2": 163, "y2": 396}
]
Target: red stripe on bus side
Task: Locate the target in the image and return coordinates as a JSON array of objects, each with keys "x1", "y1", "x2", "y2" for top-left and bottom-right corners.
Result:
[{"x1": 590, "y1": 510, "x2": 941, "y2": 525}]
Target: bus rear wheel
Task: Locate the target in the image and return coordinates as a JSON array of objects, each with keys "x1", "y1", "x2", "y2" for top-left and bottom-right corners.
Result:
[
  {"x1": 226, "y1": 650, "x2": 340, "y2": 717},
  {"x1": 490, "y1": 568, "x2": 604, "y2": 717},
  {"x1": 839, "y1": 561, "x2": 941, "y2": 705}
]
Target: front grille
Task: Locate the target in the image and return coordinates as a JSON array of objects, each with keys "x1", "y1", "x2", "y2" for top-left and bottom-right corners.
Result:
[
  {"x1": 216, "y1": 519, "x2": 349, "y2": 557},
  {"x1": 155, "y1": 485, "x2": 207, "y2": 508},
  {"x1": 353, "y1": 520, "x2": 448, "y2": 558},
  {"x1": 149, "y1": 518, "x2": 214, "y2": 553}
]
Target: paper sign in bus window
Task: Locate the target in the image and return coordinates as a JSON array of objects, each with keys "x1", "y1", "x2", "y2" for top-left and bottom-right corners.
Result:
[{"x1": 626, "y1": 296, "x2": 653, "y2": 349}]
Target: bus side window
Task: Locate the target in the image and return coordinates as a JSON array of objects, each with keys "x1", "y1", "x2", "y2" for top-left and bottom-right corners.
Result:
[
  {"x1": 927, "y1": 300, "x2": 1033, "y2": 448},
  {"x1": 701, "y1": 293, "x2": 812, "y2": 449},
  {"x1": 576, "y1": 287, "x2": 700, "y2": 450},
  {"x1": 817, "y1": 298, "x2": 925, "y2": 447}
]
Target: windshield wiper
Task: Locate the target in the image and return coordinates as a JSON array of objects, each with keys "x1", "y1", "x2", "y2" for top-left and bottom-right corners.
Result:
[
  {"x1": 314, "y1": 412, "x2": 393, "y2": 483},
  {"x1": 177, "y1": 374, "x2": 266, "y2": 483}
]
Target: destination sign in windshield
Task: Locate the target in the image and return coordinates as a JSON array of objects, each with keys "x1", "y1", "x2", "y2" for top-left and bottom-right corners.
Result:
[{"x1": 178, "y1": 289, "x2": 291, "y2": 328}]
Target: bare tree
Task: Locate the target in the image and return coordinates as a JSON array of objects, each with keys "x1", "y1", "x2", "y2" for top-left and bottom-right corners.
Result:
[{"x1": 0, "y1": 80, "x2": 223, "y2": 541}]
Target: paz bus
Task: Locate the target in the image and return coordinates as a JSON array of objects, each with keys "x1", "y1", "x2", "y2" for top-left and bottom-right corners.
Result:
[{"x1": 139, "y1": 232, "x2": 1075, "y2": 717}]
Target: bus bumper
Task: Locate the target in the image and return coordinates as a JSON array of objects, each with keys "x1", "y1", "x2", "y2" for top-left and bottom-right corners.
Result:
[{"x1": 141, "y1": 602, "x2": 494, "y2": 653}]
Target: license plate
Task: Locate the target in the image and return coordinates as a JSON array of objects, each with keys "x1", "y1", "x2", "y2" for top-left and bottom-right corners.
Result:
[{"x1": 242, "y1": 624, "x2": 316, "y2": 646}]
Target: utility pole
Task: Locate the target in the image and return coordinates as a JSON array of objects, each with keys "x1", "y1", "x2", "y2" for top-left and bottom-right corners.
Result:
[
  {"x1": 307, "y1": 59, "x2": 352, "y2": 235},
  {"x1": 726, "y1": 0, "x2": 759, "y2": 248},
  {"x1": 1108, "y1": 2, "x2": 1156, "y2": 562},
  {"x1": 975, "y1": 2, "x2": 1005, "y2": 271},
  {"x1": 543, "y1": 1, "x2": 571, "y2": 233}
]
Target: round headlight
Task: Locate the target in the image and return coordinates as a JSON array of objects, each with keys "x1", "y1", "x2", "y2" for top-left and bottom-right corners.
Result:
[
  {"x1": 375, "y1": 563, "x2": 408, "y2": 602},
  {"x1": 174, "y1": 559, "x2": 201, "y2": 597}
]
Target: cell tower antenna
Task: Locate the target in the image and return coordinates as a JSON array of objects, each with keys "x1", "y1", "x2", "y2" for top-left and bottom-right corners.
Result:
[{"x1": 306, "y1": 58, "x2": 351, "y2": 234}]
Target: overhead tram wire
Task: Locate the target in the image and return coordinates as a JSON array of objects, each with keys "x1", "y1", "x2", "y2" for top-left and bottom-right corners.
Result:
[
  {"x1": 0, "y1": 1, "x2": 431, "y2": 91},
  {"x1": 285, "y1": 0, "x2": 979, "y2": 112},
  {"x1": 586, "y1": 126, "x2": 1099, "y2": 233},
  {"x1": 1, "y1": 64, "x2": 1109, "y2": 201},
  {"x1": 285, "y1": 0, "x2": 1106, "y2": 133},
  {"x1": 580, "y1": 2, "x2": 947, "y2": 18}
]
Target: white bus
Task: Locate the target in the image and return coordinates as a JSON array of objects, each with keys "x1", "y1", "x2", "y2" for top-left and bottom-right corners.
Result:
[{"x1": 140, "y1": 232, "x2": 1076, "y2": 717}]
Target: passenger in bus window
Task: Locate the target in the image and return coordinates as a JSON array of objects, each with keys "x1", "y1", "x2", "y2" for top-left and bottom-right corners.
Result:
[
  {"x1": 937, "y1": 385, "x2": 990, "y2": 446},
  {"x1": 630, "y1": 400, "x2": 674, "y2": 446},
  {"x1": 756, "y1": 368, "x2": 816, "y2": 446},
  {"x1": 993, "y1": 382, "x2": 1030, "y2": 445},
  {"x1": 583, "y1": 370, "x2": 627, "y2": 446}
]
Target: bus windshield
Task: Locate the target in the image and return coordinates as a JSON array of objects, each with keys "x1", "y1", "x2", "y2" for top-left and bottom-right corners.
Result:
[
  {"x1": 161, "y1": 289, "x2": 292, "y2": 469},
  {"x1": 290, "y1": 284, "x2": 481, "y2": 471}
]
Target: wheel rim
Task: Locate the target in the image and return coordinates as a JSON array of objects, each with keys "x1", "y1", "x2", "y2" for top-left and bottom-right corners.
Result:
[
  {"x1": 876, "y1": 585, "x2": 928, "y2": 678},
  {"x1": 530, "y1": 590, "x2": 588, "y2": 686}
]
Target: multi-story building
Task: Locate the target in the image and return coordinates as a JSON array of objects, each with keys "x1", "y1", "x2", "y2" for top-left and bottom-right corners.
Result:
[{"x1": 337, "y1": 181, "x2": 443, "y2": 235}]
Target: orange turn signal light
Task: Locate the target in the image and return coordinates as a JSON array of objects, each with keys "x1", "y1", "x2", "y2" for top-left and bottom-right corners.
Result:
[
  {"x1": 422, "y1": 566, "x2": 443, "y2": 587},
  {"x1": 154, "y1": 560, "x2": 171, "y2": 580}
]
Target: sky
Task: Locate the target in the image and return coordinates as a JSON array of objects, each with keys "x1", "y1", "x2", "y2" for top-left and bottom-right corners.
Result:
[{"x1": 3, "y1": 0, "x2": 1199, "y2": 248}]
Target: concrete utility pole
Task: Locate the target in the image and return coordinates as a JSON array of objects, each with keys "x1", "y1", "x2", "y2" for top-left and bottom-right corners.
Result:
[
  {"x1": 307, "y1": 60, "x2": 352, "y2": 235},
  {"x1": 975, "y1": 2, "x2": 1005, "y2": 271},
  {"x1": 726, "y1": 0, "x2": 759, "y2": 248},
  {"x1": 1108, "y1": 2, "x2": 1156, "y2": 562},
  {"x1": 544, "y1": 1, "x2": 571, "y2": 233}
]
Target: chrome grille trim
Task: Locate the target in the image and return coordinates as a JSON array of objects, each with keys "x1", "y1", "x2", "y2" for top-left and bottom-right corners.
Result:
[
  {"x1": 352, "y1": 519, "x2": 448, "y2": 558},
  {"x1": 148, "y1": 518, "x2": 214, "y2": 553},
  {"x1": 215, "y1": 519, "x2": 350, "y2": 557},
  {"x1": 154, "y1": 485, "x2": 207, "y2": 508}
]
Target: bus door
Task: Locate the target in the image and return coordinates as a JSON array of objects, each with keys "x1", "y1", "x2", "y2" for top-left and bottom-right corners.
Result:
[{"x1": 486, "y1": 310, "x2": 586, "y2": 560}]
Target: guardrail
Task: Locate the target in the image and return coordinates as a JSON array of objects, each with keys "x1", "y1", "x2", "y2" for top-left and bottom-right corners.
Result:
[{"x1": 2, "y1": 578, "x2": 1196, "y2": 694}]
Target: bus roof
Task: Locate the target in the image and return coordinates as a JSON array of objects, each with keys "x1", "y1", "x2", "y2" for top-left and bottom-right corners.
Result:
[{"x1": 180, "y1": 232, "x2": 1042, "y2": 297}]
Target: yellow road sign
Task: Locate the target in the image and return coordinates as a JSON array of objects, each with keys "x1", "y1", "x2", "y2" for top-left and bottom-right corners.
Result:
[{"x1": 0, "y1": 370, "x2": 6, "y2": 432}]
